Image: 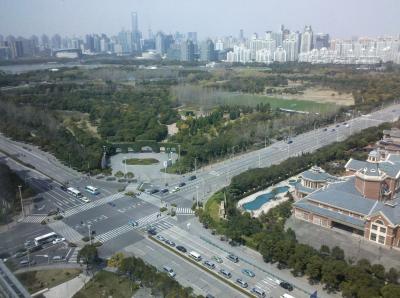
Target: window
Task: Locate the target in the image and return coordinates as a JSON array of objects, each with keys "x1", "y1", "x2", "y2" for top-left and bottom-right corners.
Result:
[
  {"x1": 375, "y1": 220, "x2": 384, "y2": 225},
  {"x1": 371, "y1": 224, "x2": 378, "y2": 230},
  {"x1": 370, "y1": 233, "x2": 377, "y2": 241},
  {"x1": 379, "y1": 236, "x2": 385, "y2": 244},
  {"x1": 380, "y1": 227, "x2": 386, "y2": 233}
]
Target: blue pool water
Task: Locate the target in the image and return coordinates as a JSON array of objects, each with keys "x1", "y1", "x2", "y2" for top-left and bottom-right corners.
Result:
[{"x1": 242, "y1": 186, "x2": 290, "y2": 211}]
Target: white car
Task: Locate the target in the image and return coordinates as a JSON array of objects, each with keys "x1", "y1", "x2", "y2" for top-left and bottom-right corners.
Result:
[
  {"x1": 81, "y1": 196, "x2": 90, "y2": 203},
  {"x1": 52, "y1": 237, "x2": 65, "y2": 244},
  {"x1": 171, "y1": 187, "x2": 180, "y2": 193}
]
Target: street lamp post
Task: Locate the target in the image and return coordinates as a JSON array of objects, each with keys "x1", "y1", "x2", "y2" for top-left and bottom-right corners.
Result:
[
  {"x1": 123, "y1": 156, "x2": 127, "y2": 177},
  {"x1": 18, "y1": 185, "x2": 25, "y2": 218},
  {"x1": 194, "y1": 157, "x2": 197, "y2": 175},
  {"x1": 196, "y1": 185, "x2": 199, "y2": 209}
]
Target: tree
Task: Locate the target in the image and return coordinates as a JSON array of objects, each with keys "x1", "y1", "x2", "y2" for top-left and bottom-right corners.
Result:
[
  {"x1": 115, "y1": 171, "x2": 124, "y2": 178},
  {"x1": 381, "y1": 284, "x2": 400, "y2": 298},
  {"x1": 386, "y1": 268, "x2": 399, "y2": 284},
  {"x1": 331, "y1": 246, "x2": 345, "y2": 260},
  {"x1": 305, "y1": 255, "x2": 323, "y2": 284},
  {"x1": 108, "y1": 252, "x2": 125, "y2": 268},
  {"x1": 77, "y1": 244, "x2": 98, "y2": 269}
]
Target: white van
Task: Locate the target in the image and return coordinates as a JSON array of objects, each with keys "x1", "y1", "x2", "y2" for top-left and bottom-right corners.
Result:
[
  {"x1": 189, "y1": 251, "x2": 202, "y2": 261},
  {"x1": 280, "y1": 294, "x2": 295, "y2": 298}
]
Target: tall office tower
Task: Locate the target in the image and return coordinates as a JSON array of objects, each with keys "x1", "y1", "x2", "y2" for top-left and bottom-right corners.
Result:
[
  {"x1": 40, "y1": 34, "x2": 50, "y2": 50},
  {"x1": 215, "y1": 39, "x2": 224, "y2": 51},
  {"x1": 300, "y1": 25, "x2": 313, "y2": 53},
  {"x1": 131, "y1": 11, "x2": 142, "y2": 54},
  {"x1": 200, "y1": 39, "x2": 216, "y2": 61},
  {"x1": 85, "y1": 34, "x2": 95, "y2": 52},
  {"x1": 315, "y1": 33, "x2": 330, "y2": 49},
  {"x1": 265, "y1": 31, "x2": 273, "y2": 40},
  {"x1": 281, "y1": 24, "x2": 290, "y2": 41},
  {"x1": 29, "y1": 35, "x2": 39, "y2": 54},
  {"x1": 118, "y1": 30, "x2": 132, "y2": 54},
  {"x1": 187, "y1": 32, "x2": 198, "y2": 43},
  {"x1": 93, "y1": 34, "x2": 101, "y2": 52},
  {"x1": 181, "y1": 40, "x2": 195, "y2": 62},
  {"x1": 239, "y1": 29, "x2": 244, "y2": 41},
  {"x1": 51, "y1": 34, "x2": 62, "y2": 50}
]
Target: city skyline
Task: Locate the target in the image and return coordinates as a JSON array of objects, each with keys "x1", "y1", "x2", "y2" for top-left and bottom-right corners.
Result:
[{"x1": 1, "y1": 0, "x2": 400, "y2": 39}]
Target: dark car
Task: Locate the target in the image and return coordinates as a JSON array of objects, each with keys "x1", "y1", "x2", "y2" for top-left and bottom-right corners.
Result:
[
  {"x1": 60, "y1": 185, "x2": 68, "y2": 191},
  {"x1": 178, "y1": 182, "x2": 186, "y2": 187},
  {"x1": 219, "y1": 269, "x2": 232, "y2": 278},
  {"x1": 280, "y1": 281, "x2": 294, "y2": 291},
  {"x1": 160, "y1": 188, "x2": 169, "y2": 194},
  {"x1": 189, "y1": 175, "x2": 197, "y2": 181},
  {"x1": 147, "y1": 228, "x2": 157, "y2": 236},
  {"x1": 287, "y1": 140, "x2": 293, "y2": 144},
  {"x1": 203, "y1": 260, "x2": 216, "y2": 269},
  {"x1": 47, "y1": 209, "x2": 58, "y2": 216},
  {"x1": 323, "y1": 128, "x2": 327, "y2": 131},
  {"x1": 150, "y1": 189, "x2": 159, "y2": 194},
  {"x1": 176, "y1": 245, "x2": 187, "y2": 253}
]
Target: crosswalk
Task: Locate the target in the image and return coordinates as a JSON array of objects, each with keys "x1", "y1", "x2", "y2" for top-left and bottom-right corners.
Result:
[
  {"x1": 175, "y1": 207, "x2": 195, "y2": 215},
  {"x1": 63, "y1": 193, "x2": 124, "y2": 218},
  {"x1": 254, "y1": 276, "x2": 279, "y2": 294},
  {"x1": 48, "y1": 220, "x2": 84, "y2": 244},
  {"x1": 21, "y1": 215, "x2": 47, "y2": 223},
  {"x1": 68, "y1": 248, "x2": 80, "y2": 263},
  {"x1": 95, "y1": 212, "x2": 175, "y2": 244}
]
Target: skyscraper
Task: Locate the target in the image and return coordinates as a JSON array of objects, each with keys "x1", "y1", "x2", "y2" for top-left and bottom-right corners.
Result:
[
  {"x1": 131, "y1": 12, "x2": 142, "y2": 55},
  {"x1": 200, "y1": 39, "x2": 216, "y2": 61},
  {"x1": 300, "y1": 25, "x2": 313, "y2": 53},
  {"x1": 315, "y1": 33, "x2": 330, "y2": 49},
  {"x1": 187, "y1": 32, "x2": 198, "y2": 43},
  {"x1": 181, "y1": 40, "x2": 195, "y2": 62}
]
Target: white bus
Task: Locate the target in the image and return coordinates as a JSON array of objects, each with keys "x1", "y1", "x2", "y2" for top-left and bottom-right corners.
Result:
[
  {"x1": 280, "y1": 294, "x2": 295, "y2": 298},
  {"x1": 67, "y1": 187, "x2": 82, "y2": 198},
  {"x1": 85, "y1": 185, "x2": 99, "y2": 195},
  {"x1": 34, "y1": 232, "x2": 57, "y2": 246},
  {"x1": 189, "y1": 251, "x2": 202, "y2": 261}
]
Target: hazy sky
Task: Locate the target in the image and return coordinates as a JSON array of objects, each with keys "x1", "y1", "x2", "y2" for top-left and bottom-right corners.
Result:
[{"x1": 1, "y1": 0, "x2": 399, "y2": 39}]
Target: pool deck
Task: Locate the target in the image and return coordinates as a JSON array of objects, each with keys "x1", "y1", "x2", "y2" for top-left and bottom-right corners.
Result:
[{"x1": 237, "y1": 178, "x2": 296, "y2": 217}]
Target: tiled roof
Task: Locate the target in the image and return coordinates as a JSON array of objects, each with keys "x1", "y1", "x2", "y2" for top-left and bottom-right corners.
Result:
[
  {"x1": 295, "y1": 182, "x2": 314, "y2": 194},
  {"x1": 369, "y1": 199, "x2": 400, "y2": 225},
  {"x1": 294, "y1": 201, "x2": 366, "y2": 229},
  {"x1": 300, "y1": 169, "x2": 338, "y2": 182}
]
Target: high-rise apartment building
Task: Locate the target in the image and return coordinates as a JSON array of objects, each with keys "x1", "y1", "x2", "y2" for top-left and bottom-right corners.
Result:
[
  {"x1": 200, "y1": 39, "x2": 216, "y2": 61},
  {"x1": 131, "y1": 12, "x2": 142, "y2": 54},
  {"x1": 300, "y1": 25, "x2": 313, "y2": 53},
  {"x1": 181, "y1": 40, "x2": 195, "y2": 62},
  {"x1": 315, "y1": 33, "x2": 330, "y2": 49}
]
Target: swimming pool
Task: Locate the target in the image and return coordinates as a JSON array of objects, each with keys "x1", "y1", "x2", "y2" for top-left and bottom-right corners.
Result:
[{"x1": 242, "y1": 186, "x2": 290, "y2": 211}]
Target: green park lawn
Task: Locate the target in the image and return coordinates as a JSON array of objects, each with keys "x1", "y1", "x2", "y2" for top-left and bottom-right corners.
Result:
[{"x1": 123, "y1": 158, "x2": 159, "y2": 165}]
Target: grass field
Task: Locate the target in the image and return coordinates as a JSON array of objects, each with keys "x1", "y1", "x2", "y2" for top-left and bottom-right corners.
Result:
[
  {"x1": 73, "y1": 270, "x2": 137, "y2": 298},
  {"x1": 205, "y1": 192, "x2": 224, "y2": 223},
  {"x1": 214, "y1": 92, "x2": 339, "y2": 113},
  {"x1": 16, "y1": 269, "x2": 82, "y2": 294},
  {"x1": 123, "y1": 158, "x2": 159, "y2": 165}
]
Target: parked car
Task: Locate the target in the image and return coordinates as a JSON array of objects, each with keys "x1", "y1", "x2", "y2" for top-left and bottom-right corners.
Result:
[
  {"x1": 236, "y1": 278, "x2": 248, "y2": 288},
  {"x1": 60, "y1": 185, "x2": 68, "y2": 191},
  {"x1": 203, "y1": 260, "x2": 216, "y2": 269},
  {"x1": 189, "y1": 175, "x2": 197, "y2": 181},
  {"x1": 212, "y1": 256, "x2": 223, "y2": 263},
  {"x1": 165, "y1": 240, "x2": 175, "y2": 247},
  {"x1": 280, "y1": 281, "x2": 294, "y2": 291},
  {"x1": 251, "y1": 287, "x2": 266, "y2": 297},
  {"x1": 176, "y1": 245, "x2": 187, "y2": 253},
  {"x1": 52, "y1": 237, "x2": 65, "y2": 244},
  {"x1": 219, "y1": 269, "x2": 232, "y2": 278},
  {"x1": 156, "y1": 235, "x2": 165, "y2": 241},
  {"x1": 242, "y1": 269, "x2": 255, "y2": 277}
]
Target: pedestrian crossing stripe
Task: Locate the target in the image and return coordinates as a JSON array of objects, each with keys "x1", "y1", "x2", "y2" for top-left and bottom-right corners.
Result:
[
  {"x1": 68, "y1": 248, "x2": 80, "y2": 263},
  {"x1": 63, "y1": 193, "x2": 124, "y2": 217},
  {"x1": 48, "y1": 221, "x2": 84, "y2": 243},
  {"x1": 175, "y1": 207, "x2": 195, "y2": 215},
  {"x1": 21, "y1": 215, "x2": 47, "y2": 223}
]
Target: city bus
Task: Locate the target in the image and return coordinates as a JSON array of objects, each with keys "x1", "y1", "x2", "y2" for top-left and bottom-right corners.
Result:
[
  {"x1": 34, "y1": 232, "x2": 57, "y2": 246},
  {"x1": 85, "y1": 185, "x2": 99, "y2": 195},
  {"x1": 67, "y1": 187, "x2": 82, "y2": 198}
]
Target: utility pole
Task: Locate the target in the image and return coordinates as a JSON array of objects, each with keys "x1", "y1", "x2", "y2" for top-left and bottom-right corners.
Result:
[
  {"x1": 178, "y1": 144, "x2": 181, "y2": 160},
  {"x1": 88, "y1": 224, "x2": 92, "y2": 245},
  {"x1": 18, "y1": 185, "x2": 24, "y2": 218},
  {"x1": 194, "y1": 157, "x2": 197, "y2": 175},
  {"x1": 123, "y1": 156, "x2": 127, "y2": 177},
  {"x1": 196, "y1": 186, "x2": 199, "y2": 209}
]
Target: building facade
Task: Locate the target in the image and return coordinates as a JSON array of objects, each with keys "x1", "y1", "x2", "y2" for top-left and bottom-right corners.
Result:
[{"x1": 293, "y1": 148, "x2": 400, "y2": 249}]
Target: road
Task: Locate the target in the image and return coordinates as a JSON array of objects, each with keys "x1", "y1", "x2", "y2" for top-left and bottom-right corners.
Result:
[{"x1": 0, "y1": 104, "x2": 399, "y2": 297}]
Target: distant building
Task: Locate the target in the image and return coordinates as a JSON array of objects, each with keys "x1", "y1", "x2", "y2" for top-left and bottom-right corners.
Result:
[
  {"x1": 181, "y1": 40, "x2": 195, "y2": 62},
  {"x1": 300, "y1": 25, "x2": 313, "y2": 53},
  {"x1": 200, "y1": 39, "x2": 216, "y2": 61},
  {"x1": 54, "y1": 49, "x2": 82, "y2": 59},
  {"x1": 315, "y1": 33, "x2": 330, "y2": 49},
  {"x1": 187, "y1": 32, "x2": 198, "y2": 43}
]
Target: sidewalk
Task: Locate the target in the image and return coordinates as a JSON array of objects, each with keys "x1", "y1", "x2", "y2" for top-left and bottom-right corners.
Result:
[{"x1": 43, "y1": 273, "x2": 91, "y2": 298}]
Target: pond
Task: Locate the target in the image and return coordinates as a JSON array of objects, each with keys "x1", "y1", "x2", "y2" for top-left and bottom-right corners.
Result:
[{"x1": 242, "y1": 186, "x2": 289, "y2": 211}]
